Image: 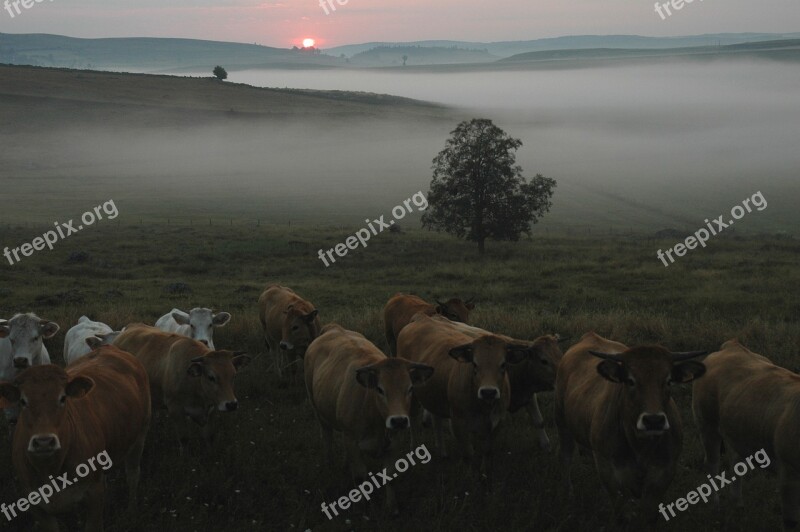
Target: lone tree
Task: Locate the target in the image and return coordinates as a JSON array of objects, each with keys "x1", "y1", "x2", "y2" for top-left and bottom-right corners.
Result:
[
  {"x1": 213, "y1": 66, "x2": 228, "y2": 81},
  {"x1": 422, "y1": 118, "x2": 556, "y2": 254}
]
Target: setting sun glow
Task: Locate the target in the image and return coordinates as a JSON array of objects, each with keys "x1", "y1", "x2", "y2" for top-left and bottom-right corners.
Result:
[{"x1": 302, "y1": 38, "x2": 315, "y2": 48}]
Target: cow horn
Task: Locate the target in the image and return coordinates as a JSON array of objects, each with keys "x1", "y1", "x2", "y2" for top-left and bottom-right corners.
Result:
[
  {"x1": 670, "y1": 350, "x2": 708, "y2": 361},
  {"x1": 588, "y1": 350, "x2": 621, "y2": 361}
]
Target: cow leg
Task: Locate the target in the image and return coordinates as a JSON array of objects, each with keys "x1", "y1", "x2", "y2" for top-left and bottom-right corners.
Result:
[
  {"x1": 167, "y1": 403, "x2": 194, "y2": 448},
  {"x1": 698, "y1": 428, "x2": 723, "y2": 504},
  {"x1": 555, "y1": 422, "x2": 575, "y2": 493},
  {"x1": 422, "y1": 408, "x2": 433, "y2": 428},
  {"x1": 780, "y1": 467, "x2": 800, "y2": 530},
  {"x1": 84, "y1": 480, "x2": 106, "y2": 532},
  {"x1": 450, "y1": 416, "x2": 474, "y2": 463},
  {"x1": 526, "y1": 395, "x2": 551, "y2": 451},
  {"x1": 320, "y1": 424, "x2": 335, "y2": 469},
  {"x1": 725, "y1": 447, "x2": 744, "y2": 506},
  {"x1": 431, "y1": 414, "x2": 448, "y2": 458},
  {"x1": 125, "y1": 429, "x2": 148, "y2": 511}
]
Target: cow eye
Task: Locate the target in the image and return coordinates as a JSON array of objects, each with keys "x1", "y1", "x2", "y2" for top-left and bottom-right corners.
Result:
[
  {"x1": 59, "y1": 395, "x2": 67, "y2": 405},
  {"x1": 376, "y1": 386, "x2": 386, "y2": 396},
  {"x1": 292, "y1": 325, "x2": 300, "y2": 331},
  {"x1": 19, "y1": 397, "x2": 27, "y2": 407},
  {"x1": 625, "y1": 378, "x2": 636, "y2": 387},
  {"x1": 500, "y1": 362, "x2": 507, "y2": 371},
  {"x1": 208, "y1": 375, "x2": 217, "y2": 383}
]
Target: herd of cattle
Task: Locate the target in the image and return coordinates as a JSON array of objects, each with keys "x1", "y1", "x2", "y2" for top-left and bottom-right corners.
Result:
[{"x1": 1, "y1": 284, "x2": 799, "y2": 530}]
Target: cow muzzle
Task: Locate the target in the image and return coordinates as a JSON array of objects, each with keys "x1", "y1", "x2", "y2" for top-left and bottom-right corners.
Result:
[
  {"x1": 636, "y1": 412, "x2": 670, "y2": 435},
  {"x1": 219, "y1": 400, "x2": 238, "y2": 412},
  {"x1": 28, "y1": 433, "x2": 61, "y2": 455},
  {"x1": 386, "y1": 415, "x2": 410, "y2": 430},
  {"x1": 478, "y1": 386, "x2": 500, "y2": 402},
  {"x1": 279, "y1": 341, "x2": 293, "y2": 350},
  {"x1": 13, "y1": 357, "x2": 30, "y2": 369}
]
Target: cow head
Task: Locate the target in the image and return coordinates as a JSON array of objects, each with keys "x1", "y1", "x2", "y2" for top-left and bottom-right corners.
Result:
[
  {"x1": 85, "y1": 331, "x2": 123, "y2": 351},
  {"x1": 0, "y1": 313, "x2": 59, "y2": 370},
  {"x1": 513, "y1": 335, "x2": 563, "y2": 392},
  {"x1": 590, "y1": 347, "x2": 706, "y2": 437},
  {"x1": 186, "y1": 350, "x2": 250, "y2": 412},
  {"x1": 449, "y1": 335, "x2": 528, "y2": 403},
  {"x1": 355, "y1": 358, "x2": 434, "y2": 430},
  {"x1": 171, "y1": 308, "x2": 230, "y2": 350},
  {"x1": 434, "y1": 297, "x2": 474, "y2": 323},
  {"x1": 0, "y1": 365, "x2": 94, "y2": 458},
  {"x1": 279, "y1": 305, "x2": 319, "y2": 355}
]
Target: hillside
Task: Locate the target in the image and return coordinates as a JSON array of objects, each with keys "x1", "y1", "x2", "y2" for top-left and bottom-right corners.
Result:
[
  {"x1": 349, "y1": 45, "x2": 498, "y2": 66},
  {"x1": 327, "y1": 32, "x2": 800, "y2": 59},
  {"x1": 0, "y1": 33, "x2": 342, "y2": 72}
]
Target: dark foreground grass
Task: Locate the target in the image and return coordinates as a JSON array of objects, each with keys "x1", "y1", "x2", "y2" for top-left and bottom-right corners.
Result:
[{"x1": 0, "y1": 223, "x2": 798, "y2": 531}]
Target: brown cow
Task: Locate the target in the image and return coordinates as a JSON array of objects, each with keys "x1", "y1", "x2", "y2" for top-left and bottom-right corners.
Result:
[
  {"x1": 555, "y1": 332, "x2": 706, "y2": 525},
  {"x1": 396, "y1": 314, "x2": 530, "y2": 483},
  {"x1": 0, "y1": 346, "x2": 150, "y2": 532},
  {"x1": 114, "y1": 324, "x2": 250, "y2": 442},
  {"x1": 258, "y1": 285, "x2": 320, "y2": 379},
  {"x1": 383, "y1": 293, "x2": 474, "y2": 355},
  {"x1": 693, "y1": 340, "x2": 797, "y2": 529},
  {"x1": 305, "y1": 323, "x2": 433, "y2": 515},
  {"x1": 431, "y1": 316, "x2": 562, "y2": 450}
]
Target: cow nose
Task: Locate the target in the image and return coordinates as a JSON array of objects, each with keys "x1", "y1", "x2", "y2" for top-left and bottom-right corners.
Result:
[
  {"x1": 640, "y1": 413, "x2": 668, "y2": 432},
  {"x1": 279, "y1": 341, "x2": 291, "y2": 350},
  {"x1": 13, "y1": 358, "x2": 29, "y2": 369},
  {"x1": 224, "y1": 401, "x2": 238, "y2": 412},
  {"x1": 29, "y1": 434, "x2": 61, "y2": 453},
  {"x1": 478, "y1": 387, "x2": 499, "y2": 401},
  {"x1": 199, "y1": 340, "x2": 209, "y2": 347},
  {"x1": 387, "y1": 416, "x2": 410, "y2": 430}
]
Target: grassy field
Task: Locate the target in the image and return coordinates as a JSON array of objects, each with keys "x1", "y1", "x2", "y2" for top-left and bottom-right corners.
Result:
[{"x1": 0, "y1": 222, "x2": 798, "y2": 531}]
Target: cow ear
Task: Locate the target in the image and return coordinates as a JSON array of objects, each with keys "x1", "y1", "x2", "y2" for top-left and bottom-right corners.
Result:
[
  {"x1": 40, "y1": 321, "x2": 59, "y2": 339},
  {"x1": 232, "y1": 354, "x2": 251, "y2": 370},
  {"x1": 65, "y1": 376, "x2": 94, "y2": 398},
  {"x1": 409, "y1": 364, "x2": 434, "y2": 385},
  {"x1": 187, "y1": 361, "x2": 205, "y2": 377},
  {"x1": 0, "y1": 321, "x2": 8, "y2": 339},
  {"x1": 597, "y1": 360, "x2": 628, "y2": 384},
  {"x1": 448, "y1": 344, "x2": 473, "y2": 363},
  {"x1": 305, "y1": 310, "x2": 319, "y2": 322},
  {"x1": 0, "y1": 382, "x2": 20, "y2": 403},
  {"x1": 671, "y1": 361, "x2": 706, "y2": 384},
  {"x1": 85, "y1": 336, "x2": 104, "y2": 350},
  {"x1": 171, "y1": 311, "x2": 190, "y2": 325},
  {"x1": 505, "y1": 344, "x2": 531, "y2": 365},
  {"x1": 213, "y1": 312, "x2": 231, "y2": 327},
  {"x1": 355, "y1": 366, "x2": 379, "y2": 389}
]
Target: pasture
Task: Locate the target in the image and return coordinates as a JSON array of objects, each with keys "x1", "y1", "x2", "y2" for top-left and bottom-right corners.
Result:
[{"x1": 0, "y1": 221, "x2": 797, "y2": 531}]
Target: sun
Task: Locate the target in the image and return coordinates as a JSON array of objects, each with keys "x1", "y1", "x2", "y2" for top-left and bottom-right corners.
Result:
[{"x1": 302, "y1": 38, "x2": 316, "y2": 48}]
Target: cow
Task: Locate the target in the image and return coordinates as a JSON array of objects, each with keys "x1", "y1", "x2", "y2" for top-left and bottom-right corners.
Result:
[
  {"x1": 429, "y1": 316, "x2": 562, "y2": 450},
  {"x1": 0, "y1": 345, "x2": 150, "y2": 532},
  {"x1": 304, "y1": 323, "x2": 434, "y2": 515},
  {"x1": 692, "y1": 339, "x2": 798, "y2": 529},
  {"x1": 63, "y1": 316, "x2": 123, "y2": 365},
  {"x1": 0, "y1": 313, "x2": 59, "y2": 424},
  {"x1": 114, "y1": 324, "x2": 250, "y2": 442},
  {"x1": 383, "y1": 293, "x2": 474, "y2": 355},
  {"x1": 258, "y1": 285, "x2": 320, "y2": 379},
  {"x1": 554, "y1": 332, "x2": 706, "y2": 525},
  {"x1": 154, "y1": 307, "x2": 231, "y2": 350},
  {"x1": 395, "y1": 313, "x2": 531, "y2": 484}
]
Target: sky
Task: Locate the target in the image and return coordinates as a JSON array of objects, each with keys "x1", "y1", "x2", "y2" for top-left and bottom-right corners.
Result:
[{"x1": 1, "y1": 0, "x2": 799, "y2": 48}]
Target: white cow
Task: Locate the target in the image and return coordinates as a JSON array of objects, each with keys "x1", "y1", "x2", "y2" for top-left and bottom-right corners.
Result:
[
  {"x1": 0, "y1": 313, "x2": 58, "y2": 423},
  {"x1": 154, "y1": 307, "x2": 231, "y2": 350},
  {"x1": 63, "y1": 316, "x2": 123, "y2": 365}
]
